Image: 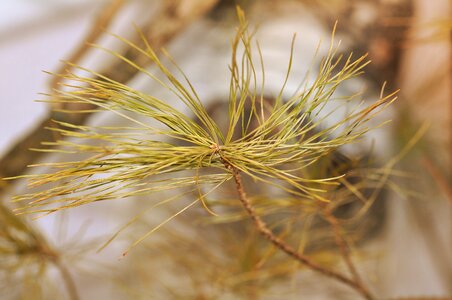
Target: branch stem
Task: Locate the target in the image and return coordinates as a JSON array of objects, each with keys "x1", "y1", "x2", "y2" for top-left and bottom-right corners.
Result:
[
  {"x1": 227, "y1": 164, "x2": 374, "y2": 300},
  {"x1": 323, "y1": 205, "x2": 371, "y2": 297}
]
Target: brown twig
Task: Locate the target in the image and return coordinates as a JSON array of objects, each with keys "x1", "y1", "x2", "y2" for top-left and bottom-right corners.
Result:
[
  {"x1": 323, "y1": 205, "x2": 370, "y2": 296},
  {"x1": 226, "y1": 163, "x2": 374, "y2": 300}
]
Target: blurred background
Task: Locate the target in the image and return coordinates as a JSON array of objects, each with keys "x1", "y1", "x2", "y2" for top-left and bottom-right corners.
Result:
[{"x1": 0, "y1": 0, "x2": 450, "y2": 299}]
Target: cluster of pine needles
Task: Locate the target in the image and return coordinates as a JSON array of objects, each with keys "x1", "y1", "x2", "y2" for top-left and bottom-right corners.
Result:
[{"x1": 7, "y1": 7, "x2": 400, "y2": 299}]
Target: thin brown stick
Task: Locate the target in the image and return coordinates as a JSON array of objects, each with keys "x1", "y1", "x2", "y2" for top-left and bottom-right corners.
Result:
[
  {"x1": 323, "y1": 205, "x2": 369, "y2": 294},
  {"x1": 227, "y1": 164, "x2": 374, "y2": 300}
]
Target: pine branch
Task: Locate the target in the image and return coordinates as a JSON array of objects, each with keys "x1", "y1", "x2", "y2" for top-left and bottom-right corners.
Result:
[
  {"x1": 323, "y1": 204, "x2": 370, "y2": 297},
  {"x1": 7, "y1": 7, "x2": 397, "y2": 295},
  {"x1": 226, "y1": 163, "x2": 374, "y2": 300}
]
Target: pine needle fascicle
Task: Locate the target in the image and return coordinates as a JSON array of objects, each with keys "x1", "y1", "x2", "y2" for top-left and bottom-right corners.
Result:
[{"x1": 9, "y1": 8, "x2": 396, "y2": 251}]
